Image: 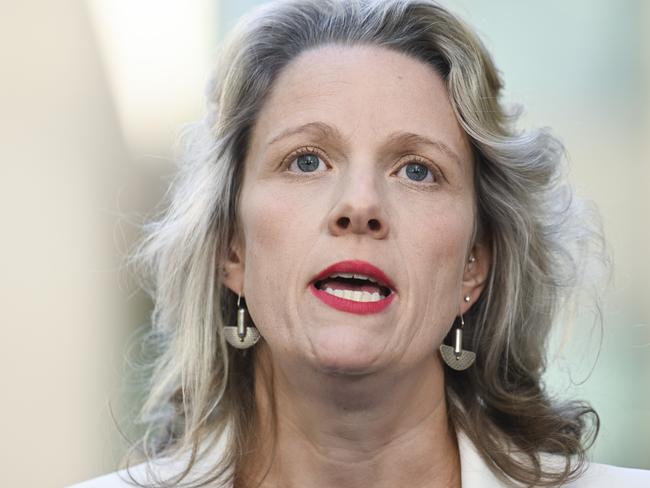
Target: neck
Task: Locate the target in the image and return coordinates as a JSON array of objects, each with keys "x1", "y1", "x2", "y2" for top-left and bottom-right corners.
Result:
[{"x1": 239, "y1": 344, "x2": 461, "y2": 488}]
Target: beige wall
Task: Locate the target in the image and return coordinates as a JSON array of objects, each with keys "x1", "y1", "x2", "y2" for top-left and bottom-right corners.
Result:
[{"x1": 0, "y1": 2, "x2": 133, "y2": 486}]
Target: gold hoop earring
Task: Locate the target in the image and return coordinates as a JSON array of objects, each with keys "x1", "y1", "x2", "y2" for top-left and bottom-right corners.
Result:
[
  {"x1": 439, "y1": 313, "x2": 476, "y2": 371},
  {"x1": 224, "y1": 294, "x2": 261, "y2": 349}
]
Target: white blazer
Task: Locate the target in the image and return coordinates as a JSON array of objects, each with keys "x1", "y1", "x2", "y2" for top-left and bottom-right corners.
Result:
[{"x1": 70, "y1": 431, "x2": 650, "y2": 487}]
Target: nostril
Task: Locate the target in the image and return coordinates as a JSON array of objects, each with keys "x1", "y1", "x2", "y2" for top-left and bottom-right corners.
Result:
[
  {"x1": 337, "y1": 217, "x2": 350, "y2": 229},
  {"x1": 368, "y1": 219, "x2": 380, "y2": 231}
]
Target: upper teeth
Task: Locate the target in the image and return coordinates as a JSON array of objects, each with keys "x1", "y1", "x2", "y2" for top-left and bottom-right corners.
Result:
[{"x1": 328, "y1": 272, "x2": 380, "y2": 284}]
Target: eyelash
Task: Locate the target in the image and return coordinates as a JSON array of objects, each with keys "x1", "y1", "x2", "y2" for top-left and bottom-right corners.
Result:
[{"x1": 282, "y1": 147, "x2": 442, "y2": 184}]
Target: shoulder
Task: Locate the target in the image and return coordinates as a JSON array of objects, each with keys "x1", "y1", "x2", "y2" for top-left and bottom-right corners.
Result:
[
  {"x1": 68, "y1": 449, "x2": 232, "y2": 488},
  {"x1": 67, "y1": 462, "x2": 154, "y2": 488},
  {"x1": 538, "y1": 450, "x2": 650, "y2": 487},
  {"x1": 67, "y1": 457, "x2": 213, "y2": 488},
  {"x1": 458, "y1": 430, "x2": 650, "y2": 488},
  {"x1": 563, "y1": 460, "x2": 650, "y2": 487},
  {"x1": 69, "y1": 431, "x2": 233, "y2": 487}
]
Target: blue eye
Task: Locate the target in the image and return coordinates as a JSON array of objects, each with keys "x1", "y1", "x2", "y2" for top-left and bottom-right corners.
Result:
[
  {"x1": 396, "y1": 162, "x2": 437, "y2": 183},
  {"x1": 288, "y1": 151, "x2": 326, "y2": 173}
]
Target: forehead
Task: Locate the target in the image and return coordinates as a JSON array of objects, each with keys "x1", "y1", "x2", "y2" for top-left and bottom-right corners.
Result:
[{"x1": 248, "y1": 44, "x2": 471, "y2": 166}]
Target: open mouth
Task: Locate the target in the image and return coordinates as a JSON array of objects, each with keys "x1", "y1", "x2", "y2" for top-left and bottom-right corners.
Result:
[{"x1": 314, "y1": 274, "x2": 393, "y2": 303}]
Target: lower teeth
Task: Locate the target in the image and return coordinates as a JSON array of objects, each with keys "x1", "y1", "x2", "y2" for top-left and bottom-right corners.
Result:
[{"x1": 323, "y1": 288, "x2": 384, "y2": 302}]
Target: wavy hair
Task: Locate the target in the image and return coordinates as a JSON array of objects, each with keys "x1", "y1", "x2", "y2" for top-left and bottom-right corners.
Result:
[{"x1": 124, "y1": 0, "x2": 607, "y2": 486}]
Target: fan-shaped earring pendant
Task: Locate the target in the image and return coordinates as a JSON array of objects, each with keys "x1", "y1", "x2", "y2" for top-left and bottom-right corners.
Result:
[
  {"x1": 439, "y1": 322, "x2": 475, "y2": 371},
  {"x1": 224, "y1": 324, "x2": 260, "y2": 349},
  {"x1": 439, "y1": 344, "x2": 476, "y2": 371},
  {"x1": 224, "y1": 295, "x2": 261, "y2": 349}
]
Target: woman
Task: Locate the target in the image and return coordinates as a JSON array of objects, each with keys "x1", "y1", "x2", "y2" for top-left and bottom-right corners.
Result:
[{"x1": 72, "y1": 0, "x2": 649, "y2": 487}]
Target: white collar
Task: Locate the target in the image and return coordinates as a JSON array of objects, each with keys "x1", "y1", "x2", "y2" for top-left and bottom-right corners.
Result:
[{"x1": 458, "y1": 430, "x2": 510, "y2": 488}]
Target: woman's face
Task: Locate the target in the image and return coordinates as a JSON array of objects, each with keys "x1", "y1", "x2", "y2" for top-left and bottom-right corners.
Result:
[{"x1": 225, "y1": 44, "x2": 489, "y2": 375}]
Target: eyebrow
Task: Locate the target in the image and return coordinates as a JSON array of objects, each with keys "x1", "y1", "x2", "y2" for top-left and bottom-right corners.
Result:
[
  {"x1": 267, "y1": 121, "x2": 347, "y2": 147},
  {"x1": 266, "y1": 121, "x2": 462, "y2": 166}
]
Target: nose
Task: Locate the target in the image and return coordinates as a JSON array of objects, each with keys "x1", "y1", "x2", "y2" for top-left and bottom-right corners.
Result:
[{"x1": 327, "y1": 171, "x2": 389, "y2": 239}]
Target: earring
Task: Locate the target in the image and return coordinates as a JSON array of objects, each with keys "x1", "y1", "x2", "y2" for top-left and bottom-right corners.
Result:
[
  {"x1": 224, "y1": 294, "x2": 261, "y2": 349},
  {"x1": 439, "y1": 313, "x2": 476, "y2": 371}
]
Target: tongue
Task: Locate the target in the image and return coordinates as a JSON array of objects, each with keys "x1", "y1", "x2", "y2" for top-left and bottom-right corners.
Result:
[{"x1": 319, "y1": 278, "x2": 382, "y2": 294}]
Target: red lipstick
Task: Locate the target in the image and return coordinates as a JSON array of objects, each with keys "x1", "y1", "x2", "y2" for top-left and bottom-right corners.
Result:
[
  {"x1": 309, "y1": 259, "x2": 397, "y2": 315},
  {"x1": 312, "y1": 260, "x2": 397, "y2": 290}
]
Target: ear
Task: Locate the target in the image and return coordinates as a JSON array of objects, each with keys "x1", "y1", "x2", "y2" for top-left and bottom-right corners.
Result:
[
  {"x1": 221, "y1": 233, "x2": 245, "y2": 296},
  {"x1": 460, "y1": 241, "x2": 491, "y2": 315}
]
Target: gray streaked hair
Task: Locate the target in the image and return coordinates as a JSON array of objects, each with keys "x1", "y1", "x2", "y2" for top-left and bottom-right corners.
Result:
[{"x1": 124, "y1": 0, "x2": 607, "y2": 486}]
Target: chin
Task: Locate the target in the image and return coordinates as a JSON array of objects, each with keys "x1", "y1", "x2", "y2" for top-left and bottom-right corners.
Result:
[{"x1": 309, "y1": 330, "x2": 385, "y2": 376}]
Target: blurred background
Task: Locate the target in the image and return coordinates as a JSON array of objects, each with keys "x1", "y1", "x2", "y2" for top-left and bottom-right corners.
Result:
[{"x1": 0, "y1": 1, "x2": 648, "y2": 486}]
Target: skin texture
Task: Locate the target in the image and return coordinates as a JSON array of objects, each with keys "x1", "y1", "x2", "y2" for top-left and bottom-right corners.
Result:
[{"x1": 223, "y1": 44, "x2": 490, "y2": 488}]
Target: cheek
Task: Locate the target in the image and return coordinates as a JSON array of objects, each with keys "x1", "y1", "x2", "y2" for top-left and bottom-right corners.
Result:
[
  {"x1": 239, "y1": 176, "x2": 327, "y2": 262},
  {"x1": 397, "y1": 194, "x2": 473, "y2": 266},
  {"x1": 395, "y1": 195, "x2": 474, "y2": 330},
  {"x1": 238, "y1": 181, "x2": 310, "y2": 330},
  {"x1": 240, "y1": 183, "x2": 289, "y2": 280},
  {"x1": 241, "y1": 184, "x2": 294, "y2": 253}
]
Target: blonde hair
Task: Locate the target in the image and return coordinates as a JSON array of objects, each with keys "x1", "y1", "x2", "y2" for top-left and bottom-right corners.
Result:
[{"x1": 125, "y1": 1, "x2": 606, "y2": 486}]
